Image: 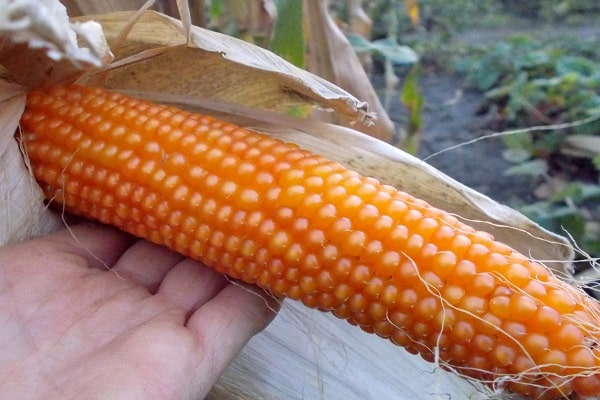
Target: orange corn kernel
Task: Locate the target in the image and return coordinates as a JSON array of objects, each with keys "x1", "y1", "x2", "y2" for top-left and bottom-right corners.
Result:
[{"x1": 18, "y1": 85, "x2": 600, "y2": 399}]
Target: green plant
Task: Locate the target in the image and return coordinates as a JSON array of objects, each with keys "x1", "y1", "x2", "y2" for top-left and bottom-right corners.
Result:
[
  {"x1": 457, "y1": 34, "x2": 600, "y2": 150},
  {"x1": 502, "y1": 0, "x2": 600, "y2": 22},
  {"x1": 459, "y1": 36, "x2": 600, "y2": 120},
  {"x1": 455, "y1": 33, "x2": 600, "y2": 263},
  {"x1": 400, "y1": 64, "x2": 423, "y2": 154},
  {"x1": 519, "y1": 182, "x2": 600, "y2": 257}
]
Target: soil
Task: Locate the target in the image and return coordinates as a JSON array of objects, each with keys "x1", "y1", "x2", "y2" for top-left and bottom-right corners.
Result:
[
  {"x1": 371, "y1": 21, "x2": 600, "y2": 207},
  {"x1": 414, "y1": 72, "x2": 537, "y2": 205},
  {"x1": 372, "y1": 70, "x2": 537, "y2": 206}
]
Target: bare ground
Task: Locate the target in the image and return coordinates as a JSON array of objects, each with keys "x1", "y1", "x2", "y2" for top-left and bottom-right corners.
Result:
[
  {"x1": 372, "y1": 70, "x2": 537, "y2": 206},
  {"x1": 372, "y1": 22, "x2": 600, "y2": 207}
]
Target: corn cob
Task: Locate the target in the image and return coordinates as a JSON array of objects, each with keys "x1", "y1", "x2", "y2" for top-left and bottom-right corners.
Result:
[{"x1": 18, "y1": 84, "x2": 600, "y2": 399}]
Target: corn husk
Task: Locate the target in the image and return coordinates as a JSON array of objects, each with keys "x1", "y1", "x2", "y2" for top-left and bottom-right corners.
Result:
[
  {"x1": 0, "y1": 0, "x2": 112, "y2": 242},
  {"x1": 75, "y1": 10, "x2": 373, "y2": 123},
  {"x1": 303, "y1": 0, "x2": 399, "y2": 143},
  {"x1": 0, "y1": 2, "x2": 578, "y2": 399}
]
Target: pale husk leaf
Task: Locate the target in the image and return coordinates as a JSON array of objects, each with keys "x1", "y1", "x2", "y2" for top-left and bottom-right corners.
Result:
[
  {"x1": 303, "y1": 0, "x2": 399, "y2": 143},
  {"x1": 0, "y1": 0, "x2": 111, "y2": 243},
  {"x1": 0, "y1": 80, "x2": 63, "y2": 243},
  {"x1": 0, "y1": 0, "x2": 112, "y2": 87},
  {"x1": 211, "y1": 301, "x2": 488, "y2": 400},
  {"x1": 61, "y1": 0, "x2": 152, "y2": 16},
  {"x1": 74, "y1": 10, "x2": 373, "y2": 123}
]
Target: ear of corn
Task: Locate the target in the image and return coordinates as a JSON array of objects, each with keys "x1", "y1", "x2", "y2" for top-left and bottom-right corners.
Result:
[{"x1": 18, "y1": 84, "x2": 600, "y2": 399}]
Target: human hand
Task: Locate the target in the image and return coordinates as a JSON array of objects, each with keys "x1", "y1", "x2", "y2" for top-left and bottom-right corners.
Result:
[{"x1": 0, "y1": 222, "x2": 278, "y2": 400}]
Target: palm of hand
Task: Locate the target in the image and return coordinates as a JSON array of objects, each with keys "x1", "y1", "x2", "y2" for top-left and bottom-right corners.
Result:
[{"x1": 0, "y1": 223, "x2": 276, "y2": 400}]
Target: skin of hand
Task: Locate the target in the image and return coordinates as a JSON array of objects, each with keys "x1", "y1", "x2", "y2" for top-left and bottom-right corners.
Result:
[{"x1": 0, "y1": 222, "x2": 279, "y2": 400}]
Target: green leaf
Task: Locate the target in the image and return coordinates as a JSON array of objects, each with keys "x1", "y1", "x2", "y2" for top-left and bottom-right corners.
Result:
[
  {"x1": 502, "y1": 131, "x2": 534, "y2": 152},
  {"x1": 594, "y1": 154, "x2": 600, "y2": 172},
  {"x1": 583, "y1": 237, "x2": 600, "y2": 256},
  {"x1": 548, "y1": 182, "x2": 584, "y2": 203},
  {"x1": 371, "y1": 38, "x2": 419, "y2": 65},
  {"x1": 475, "y1": 69, "x2": 502, "y2": 91},
  {"x1": 517, "y1": 49, "x2": 550, "y2": 69},
  {"x1": 551, "y1": 209, "x2": 587, "y2": 243},
  {"x1": 209, "y1": 0, "x2": 225, "y2": 20},
  {"x1": 346, "y1": 34, "x2": 374, "y2": 54},
  {"x1": 580, "y1": 185, "x2": 600, "y2": 201},
  {"x1": 271, "y1": 0, "x2": 304, "y2": 67},
  {"x1": 483, "y1": 82, "x2": 512, "y2": 99},
  {"x1": 347, "y1": 35, "x2": 418, "y2": 65},
  {"x1": 547, "y1": 182, "x2": 600, "y2": 204},
  {"x1": 504, "y1": 159, "x2": 548, "y2": 177},
  {"x1": 400, "y1": 65, "x2": 424, "y2": 154},
  {"x1": 556, "y1": 56, "x2": 597, "y2": 78},
  {"x1": 519, "y1": 201, "x2": 552, "y2": 221},
  {"x1": 502, "y1": 148, "x2": 531, "y2": 163}
]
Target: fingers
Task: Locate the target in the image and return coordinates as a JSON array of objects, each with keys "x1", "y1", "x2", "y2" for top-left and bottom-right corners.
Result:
[
  {"x1": 186, "y1": 282, "x2": 280, "y2": 379},
  {"x1": 110, "y1": 240, "x2": 185, "y2": 293},
  {"x1": 47, "y1": 223, "x2": 195, "y2": 295},
  {"x1": 37, "y1": 223, "x2": 187, "y2": 296},
  {"x1": 43, "y1": 222, "x2": 136, "y2": 270},
  {"x1": 24, "y1": 220, "x2": 280, "y2": 338},
  {"x1": 156, "y1": 259, "x2": 227, "y2": 315}
]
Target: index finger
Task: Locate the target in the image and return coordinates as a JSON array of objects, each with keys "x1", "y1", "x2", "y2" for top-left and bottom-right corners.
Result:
[
  {"x1": 186, "y1": 283, "x2": 280, "y2": 385},
  {"x1": 44, "y1": 222, "x2": 136, "y2": 270}
]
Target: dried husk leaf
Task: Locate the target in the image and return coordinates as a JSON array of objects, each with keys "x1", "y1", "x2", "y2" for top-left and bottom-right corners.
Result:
[
  {"x1": 304, "y1": 0, "x2": 399, "y2": 143},
  {"x1": 211, "y1": 301, "x2": 485, "y2": 399},
  {"x1": 0, "y1": 80, "x2": 62, "y2": 243},
  {"x1": 0, "y1": 0, "x2": 112, "y2": 87},
  {"x1": 404, "y1": 0, "x2": 420, "y2": 27},
  {"x1": 0, "y1": 0, "x2": 111, "y2": 242},
  {"x1": 61, "y1": 0, "x2": 152, "y2": 16},
  {"x1": 74, "y1": 10, "x2": 373, "y2": 123},
  {"x1": 347, "y1": 0, "x2": 373, "y2": 39}
]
